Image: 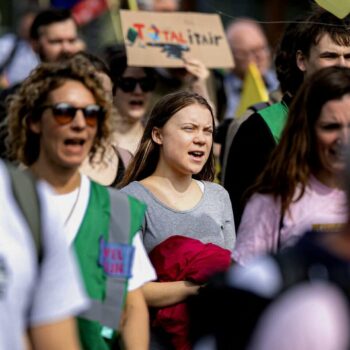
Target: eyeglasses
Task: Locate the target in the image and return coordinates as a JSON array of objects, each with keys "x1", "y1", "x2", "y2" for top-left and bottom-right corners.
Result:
[
  {"x1": 117, "y1": 77, "x2": 156, "y2": 93},
  {"x1": 41, "y1": 103, "x2": 105, "y2": 127}
]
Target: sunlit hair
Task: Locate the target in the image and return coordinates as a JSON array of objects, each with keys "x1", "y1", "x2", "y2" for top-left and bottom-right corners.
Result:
[
  {"x1": 119, "y1": 91, "x2": 215, "y2": 187},
  {"x1": 248, "y1": 66, "x2": 350, "y2": 216},
  {"x1": 6, "y1": 54, "x2": 112, "y2": 166}
]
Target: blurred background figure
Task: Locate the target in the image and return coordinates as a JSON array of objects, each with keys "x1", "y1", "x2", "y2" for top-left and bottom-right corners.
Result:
[
  {"x1": 0, "y1": 6, "x2": 39, "y2": 89},
  {"x1": 222, "y1": 18, "x2": 279, "y2": 120},
  {"x1": 29, "y1": 8, "x2": 83, "y2": 63},
  {"x1": 137, "y1": 0, "x2": 180, "y2": 12},
  {"x1": 81, "y1": 47, "x2": 157, "y2": 186},
  {"x1": 109, "y1": 47, "x2": 156, "y2": 156}
]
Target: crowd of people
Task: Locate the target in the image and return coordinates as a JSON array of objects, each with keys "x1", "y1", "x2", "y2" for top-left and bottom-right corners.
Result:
[{"x1": 2, "y1": 1, "x2": 350, "y2": 350}]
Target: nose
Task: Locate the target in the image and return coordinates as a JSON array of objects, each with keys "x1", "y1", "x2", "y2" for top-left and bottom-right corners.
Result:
[
  {"x1": 133, "y1": 82, "x2": 143, "y2": 94},
  {"x1": 193, "y1": 131, "x2": 206, "y2": 145},
  {"x1": 337, "y1": 56, "x2": 348, "y2": 67},
  {"x1": 337, "y1": 127, "x2": 350, "y2": 148},
  {"x1": 62, "y1": 41, "x2": 76, "y2": 54},
  {"x1": 70, "y1": 110, "x2": 86, "y2": 129}
]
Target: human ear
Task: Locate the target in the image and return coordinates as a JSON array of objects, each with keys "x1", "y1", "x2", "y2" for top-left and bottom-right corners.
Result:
[
  {"x1": 28, "y1": 118, "x2": 41, "y2": 134},
  {"x1": 30, "y1": 39, "x2": 40, "y2": 54},
  {"x1": 296, "y1": 50, "x2": 307, "y2": 72},
  {"x1": 151, "y1": 127, "x2": 163, "y2": 145}
]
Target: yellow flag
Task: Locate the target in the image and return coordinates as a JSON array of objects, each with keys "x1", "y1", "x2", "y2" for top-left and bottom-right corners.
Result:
[
  {"x1": 314, "y1": 0, "x2": 350, "y2": 19},
  {"x1": 235, "y1": 63, "x2": 269, "y2": 118},
  {"x1": 127, "y1": 0, "x2": 139, "y2": 10}
]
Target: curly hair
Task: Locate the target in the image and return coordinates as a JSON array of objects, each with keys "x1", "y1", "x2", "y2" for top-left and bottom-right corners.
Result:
[
  {"x1": 119, "y1": 91, "x2": 215, "y2": 187},
  {"x1": 249, "y1": 66, "x2": 350, "y2": 217},
  {"x1": 6, "y1": 54, "x2": 112, "y2": 166}
]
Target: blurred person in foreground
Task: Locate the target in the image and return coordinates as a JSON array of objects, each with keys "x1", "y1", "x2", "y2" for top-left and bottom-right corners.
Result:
[
  {"x1": 190, "y1": 67, "x2": 350, "y2": 350},
  {"x1": 190, "y1": 68, "x2": 350, "y2": 350},
  {"x1": 0, "y1": 161, "x2": 88, "y2": 349},
  {"x1": 6, "y1": 54, "x2": 156, "y2": 350}
]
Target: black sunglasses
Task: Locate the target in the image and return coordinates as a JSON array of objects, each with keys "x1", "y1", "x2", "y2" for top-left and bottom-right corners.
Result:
[
  {"x1": 117, "y1": 77, "x2": 156, "y2": 93},
  {"x1": 41, "y1": 103, "x2": 105, "y2": 127}
]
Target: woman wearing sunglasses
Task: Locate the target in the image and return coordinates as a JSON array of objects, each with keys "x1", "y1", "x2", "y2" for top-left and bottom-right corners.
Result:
[
  {"x1": 81, "y1": 49, "x2": 156, "y2": 187},
  {"x1": 6, "y1": 55, "x2": 156, "y2": 350},
  {"x1": 120, "y1": 91, "x2": 236, "y2": 349},
  {"x1": 109, "y1": 50, "x2": 156, "y2": 174}
]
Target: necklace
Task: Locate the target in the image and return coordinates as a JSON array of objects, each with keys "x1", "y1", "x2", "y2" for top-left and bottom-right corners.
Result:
[{"x1": 64, "y1": 184, "x2": 81, "y2": 227}]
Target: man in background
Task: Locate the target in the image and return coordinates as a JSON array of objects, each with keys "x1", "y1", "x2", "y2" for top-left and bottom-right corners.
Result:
[
  {"x1": 0, "y1": 7, "x2": 39, "y2": 89},
  {"x1": 223, "y1": 18, "x2": 279, "y2": 120}
]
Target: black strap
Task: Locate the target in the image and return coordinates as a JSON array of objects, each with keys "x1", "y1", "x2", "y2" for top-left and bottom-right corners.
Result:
[{"x1": 6, "y1": 163, "x2": 42, "y2": 262}]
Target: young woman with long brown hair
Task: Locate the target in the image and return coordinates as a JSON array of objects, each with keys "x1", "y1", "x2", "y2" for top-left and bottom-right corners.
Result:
[
  {"x1": 120, "y1": 90, "x2": 235, "y2": 349},
  {"x1": 233, "y1": 66, "x2": 350, "y2": 265}
]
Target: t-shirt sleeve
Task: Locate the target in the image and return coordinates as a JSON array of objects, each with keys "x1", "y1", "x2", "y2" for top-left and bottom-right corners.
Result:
[
  {"x1": 28, "y1": 181, "x2": 89, "y2": 326},
  {"x1": 232, "y1": 194, "x2": 280, "y2": 265},
  {"x1": 128, "y1": 232, "x2": 157, "y2": 291}
]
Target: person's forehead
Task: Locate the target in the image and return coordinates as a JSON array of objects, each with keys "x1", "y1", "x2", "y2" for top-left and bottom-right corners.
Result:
[
  {"x1": 40, "y1": 19, "x2": 77, "y2": 38},
  {"x1": 312, "y1": 33, "x2": 350, "y2": 52},
  {"x1": 170, "y1": 104, "x2": 213, "y2": 124},
  {"x1": 228, "y1": 24, "x2": 267, "y2": 48},
  {"x1": 122, "y1": 67, "x2": 147, "y2": 77}
]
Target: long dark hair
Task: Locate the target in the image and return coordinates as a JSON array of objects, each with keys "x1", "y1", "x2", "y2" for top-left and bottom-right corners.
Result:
[
  {"x1": 119, "y1": 91, "x2": 215, "y2": 187},
  {"x1": 249, "y1": 66, "x2": 350, "y2": 216}
]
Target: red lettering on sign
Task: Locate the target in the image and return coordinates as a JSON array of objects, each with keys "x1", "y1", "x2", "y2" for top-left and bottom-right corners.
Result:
[{"x1": 133, "y1": 23, "x2": 145, "y2": 39}]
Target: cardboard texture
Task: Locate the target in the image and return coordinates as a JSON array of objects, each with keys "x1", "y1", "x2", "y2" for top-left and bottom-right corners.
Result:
[{"x1": 120, "y1": 10, "x2": 234, "y2": 68}]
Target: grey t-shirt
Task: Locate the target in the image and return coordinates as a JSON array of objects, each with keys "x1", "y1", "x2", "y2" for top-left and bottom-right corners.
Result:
[{"x1": 121, "y1": 181, "x2": 236, "y2": 253}]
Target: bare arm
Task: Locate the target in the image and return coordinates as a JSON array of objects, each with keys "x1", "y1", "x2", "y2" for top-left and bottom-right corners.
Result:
[
  {"x1": 142, "y1": 281, "x2": 201, "y2": 308},
  {"x1": 120, "y1": 288, "x2": 149, "y2": 350},
  {"x1": 28, "y1": 318, "x2": 81, "y2": 350}
]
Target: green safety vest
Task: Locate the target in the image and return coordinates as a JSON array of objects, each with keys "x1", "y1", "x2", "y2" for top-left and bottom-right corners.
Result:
[
  {"x1": 259, "y1": 100, "x2": 289, "y2": 144},
  {"x1": 74, "y1": 181, "x2": 146, "y2": 350}
]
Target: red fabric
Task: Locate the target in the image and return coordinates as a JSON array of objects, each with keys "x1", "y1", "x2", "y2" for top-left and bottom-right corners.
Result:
[{"x1": 149, "y1": 235, "x2": 231, "y2": 350}]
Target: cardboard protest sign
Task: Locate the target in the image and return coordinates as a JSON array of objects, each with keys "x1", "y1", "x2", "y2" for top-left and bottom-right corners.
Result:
[{"x1": 119, "y1": 10, "x2": 234, "y2": 68}]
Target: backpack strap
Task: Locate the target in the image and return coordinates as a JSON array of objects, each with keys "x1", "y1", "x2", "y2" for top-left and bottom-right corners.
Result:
[{"x1": 6, "y1": 163, "x2": 42, "y2": 262}]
